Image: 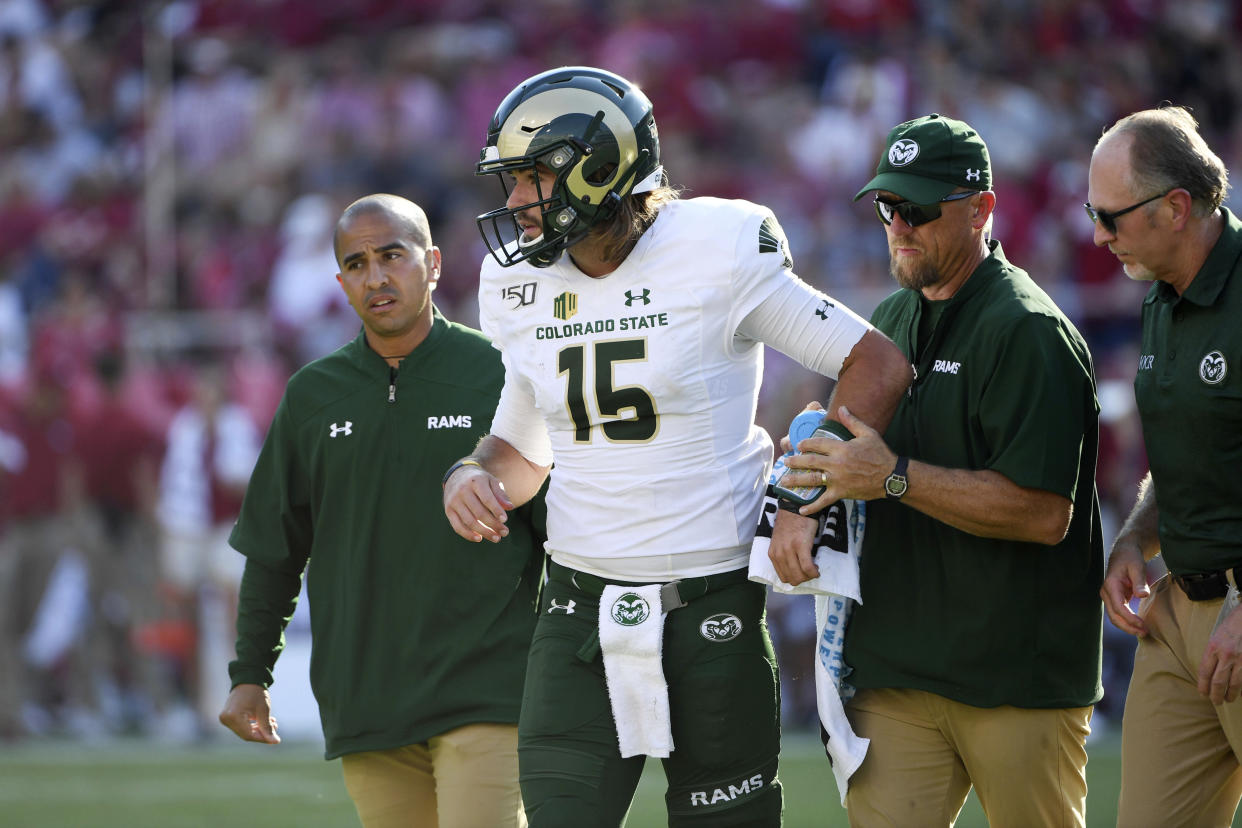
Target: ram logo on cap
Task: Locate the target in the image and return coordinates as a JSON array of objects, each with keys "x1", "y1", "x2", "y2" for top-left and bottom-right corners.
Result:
[{"x1": 888, "y1": 139, "x2": 920, "y2": 166}]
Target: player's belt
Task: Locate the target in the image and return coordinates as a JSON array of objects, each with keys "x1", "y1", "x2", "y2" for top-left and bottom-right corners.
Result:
[
  {"x1": 1172, "y1": 565, "x2": 1242, "y2": 601},
  {"x1": 547, "y1": 559, "x2": 748, "y2": 612}
]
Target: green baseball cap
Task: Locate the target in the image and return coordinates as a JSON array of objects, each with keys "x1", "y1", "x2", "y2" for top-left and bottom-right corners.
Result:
[{"x1": 854, "y1": 114, "x2": 991, "y2": 203}]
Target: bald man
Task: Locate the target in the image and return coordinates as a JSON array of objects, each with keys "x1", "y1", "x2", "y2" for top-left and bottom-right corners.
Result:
[{"x1": 219, "y1": 194, "x2": 546, "y2": 828}]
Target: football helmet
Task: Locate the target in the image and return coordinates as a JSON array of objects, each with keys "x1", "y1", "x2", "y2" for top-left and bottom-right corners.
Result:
[{"x1": 476, "y1": 66, "x2": 663, "y2": 268}]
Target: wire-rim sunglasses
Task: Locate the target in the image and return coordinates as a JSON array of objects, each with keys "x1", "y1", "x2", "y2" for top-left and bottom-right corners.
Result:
[{"x1": 874, "y1": 190, "x2": 980, "y2": 227}]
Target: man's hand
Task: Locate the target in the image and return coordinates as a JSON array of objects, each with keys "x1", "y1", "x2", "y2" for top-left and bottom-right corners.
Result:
[
  {"x1": 768, "y1": 509, "x2": 820, "y2": 586},
  {"x1": 782, "y1": 406, "x2": 895, "y2": 513},
  {"x1": 1199, "y1": 603, "x2": 1242, "y2": 704},
  {"x1": 219, "y1": 683, "x2": 281, "y2": 744},
  {"x1": 443, "y1": 465, "x2": 513, "y2": 543},
  {"x1": 1099, "y1": 537, "x2": 1150, "y2": 637}
]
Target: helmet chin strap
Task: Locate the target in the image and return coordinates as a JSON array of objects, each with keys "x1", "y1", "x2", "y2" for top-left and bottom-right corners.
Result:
[{"x1": 517, "y1": 230, "x2": 545, "y2": 250}]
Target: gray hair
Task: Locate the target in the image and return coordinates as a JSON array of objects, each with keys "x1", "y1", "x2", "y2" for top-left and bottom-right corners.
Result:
[{"x1": 1099, "y1": 106, "x2": 1229, "y2": 217}]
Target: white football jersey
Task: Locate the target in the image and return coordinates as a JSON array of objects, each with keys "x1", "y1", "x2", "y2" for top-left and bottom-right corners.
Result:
[{"x1": 479, "y1": 197, "x2": 856, "y2": 579}]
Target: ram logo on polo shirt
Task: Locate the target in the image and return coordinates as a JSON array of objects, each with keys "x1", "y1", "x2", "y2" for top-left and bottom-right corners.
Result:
[{"x1": 1200, "y1": 351, "x2": 1227, "y2": 385}]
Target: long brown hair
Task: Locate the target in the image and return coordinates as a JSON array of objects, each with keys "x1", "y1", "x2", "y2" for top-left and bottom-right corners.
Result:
[{"x1": 592, "y1": 184, "x2": 682, "y2": 264}]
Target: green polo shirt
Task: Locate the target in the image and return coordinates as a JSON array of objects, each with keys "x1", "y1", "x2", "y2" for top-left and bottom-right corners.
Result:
[
  {"x1": 844, "y1": 241, "x2": 1103, "y2": 709},
  {"x1": 1135, "y1": 207, "x2": 1242, "y2": 576},
  {"x1": 228, "y1": 309, "x2": 546, "y2": 759}
]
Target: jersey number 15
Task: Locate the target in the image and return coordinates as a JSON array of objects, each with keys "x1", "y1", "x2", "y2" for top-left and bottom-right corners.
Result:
[{"x1": 558, "y1": 340, "x2": 659, "y2": 443}]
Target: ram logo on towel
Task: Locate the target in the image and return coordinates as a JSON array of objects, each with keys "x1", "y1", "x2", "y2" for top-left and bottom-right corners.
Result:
[
  {"x1": 700, "y1": 614, "x2": 742, "y2": 642},
  {"x1": 611, "y1": 593, "x2": 651, "y2": 626}
]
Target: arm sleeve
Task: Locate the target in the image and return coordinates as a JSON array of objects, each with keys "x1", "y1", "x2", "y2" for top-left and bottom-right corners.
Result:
[
  {"x1": 489, "y1": 365, "x2": 555, "y2": 467},
  {"x1": 227, "y1": 555, "x2": 305, "y2": 688},
  {"x1": 738, "y1": 275, "x2": 873, "y2": 379},
  {"x1": 225, "y1": 390, "x2": 311, "y2": 688}
]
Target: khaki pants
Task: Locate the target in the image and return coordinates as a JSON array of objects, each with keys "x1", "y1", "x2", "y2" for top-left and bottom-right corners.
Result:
[
  {"x1": 341, "y1": 722, "x2": 525, "y2": 828},
  {"x1": 845, "y1": 687, "x2": 1091, "y2": 827},
  {"x1": 1118, "y1": 576, "x2": 1242, "y2": 827}
]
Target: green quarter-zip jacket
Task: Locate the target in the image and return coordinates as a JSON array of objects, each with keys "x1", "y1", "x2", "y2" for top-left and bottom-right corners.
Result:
[{"x1": 229, "y1": 308, "x2": 546, "y2": 758}]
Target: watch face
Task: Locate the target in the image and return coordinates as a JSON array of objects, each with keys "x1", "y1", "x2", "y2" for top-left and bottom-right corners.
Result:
[{"x1": 885, "y1": 475, "x2": 907, "y2": 497}]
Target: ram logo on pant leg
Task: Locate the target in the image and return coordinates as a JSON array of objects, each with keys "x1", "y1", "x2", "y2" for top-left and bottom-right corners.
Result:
[{"x1": 700, "y1": 613, "x2": 742, "y2": 642}]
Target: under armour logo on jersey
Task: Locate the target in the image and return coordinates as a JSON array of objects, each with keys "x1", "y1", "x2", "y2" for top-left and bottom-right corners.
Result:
[
  {"x1": 329, "y1": 422, "x2": 352, "y2": 438},
  {"x1": 965, "y1": 168, "x2": 981, "y2": 181},
  {"x1": 624, "y1": 288, "x2": 651, "y2": 306},
  {"x1": 548, "y1": 598, "x2": 576, "y2": 615},
  {"x1": 814, "y1": 298, "x2": 835, "y2": 320},
  {"x1": 888, "y1": 139, "x2": 919, "y2": 166}
]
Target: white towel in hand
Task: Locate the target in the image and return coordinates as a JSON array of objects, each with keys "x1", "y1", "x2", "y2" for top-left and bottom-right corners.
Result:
[
  {"x1": 599, "y1": 583, "x2": 673, "y2": 758},
  {"x1": 747, "y1": 492, "x2": 869, "y2": 803},
  {"x1": 747, "y1": 498, "x2": 861, "y2": 601}
]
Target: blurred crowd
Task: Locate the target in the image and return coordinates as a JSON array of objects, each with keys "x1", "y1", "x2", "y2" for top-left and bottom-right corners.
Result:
[{"x1": 0, "y1": 0, "x2": 1239, "y2": 741}]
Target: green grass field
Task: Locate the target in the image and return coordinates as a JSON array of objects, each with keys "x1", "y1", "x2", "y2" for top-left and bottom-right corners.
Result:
[{"x1": 0, "y1": 730, "x2": 1135, "y2": 827}]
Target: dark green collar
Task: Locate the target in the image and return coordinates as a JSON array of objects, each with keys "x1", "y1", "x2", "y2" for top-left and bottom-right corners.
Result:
[
  {"x1": 343, "y1": 305, "x2": 448, "y2": 374},
  {"x1": 900, "y1": 238, "x2": 1008, "y2": 308},
  {"x1": 1148, "y1": 206, "x2": 1242, "y2": 307}
]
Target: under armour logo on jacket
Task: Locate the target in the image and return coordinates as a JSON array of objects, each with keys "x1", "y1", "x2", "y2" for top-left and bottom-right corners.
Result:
[{"x1": 330, "y1": 422, "x2": 352, "y2": 438}]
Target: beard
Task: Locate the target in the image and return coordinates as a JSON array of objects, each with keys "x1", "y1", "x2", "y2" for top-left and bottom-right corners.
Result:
[
  {"x1": 1121, "y1": 258, "x2": 1157, "y2": 283},
  {"x1": 891, "y1": 255, "x2": 942, "y2": 291}
]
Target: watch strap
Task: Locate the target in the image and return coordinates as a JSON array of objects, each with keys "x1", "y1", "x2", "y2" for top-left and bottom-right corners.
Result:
[{"x1": 884, "y1": 455, "x2": 909, "y2": 500}]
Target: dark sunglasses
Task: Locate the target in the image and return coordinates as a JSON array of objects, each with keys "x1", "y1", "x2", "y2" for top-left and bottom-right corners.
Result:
[
  {"x1": 1083, "y1": 189, "x2": 1171, "y2": 234},
  {"x1": 874, "y1": 190, "x2": 978, "y2": 227}
]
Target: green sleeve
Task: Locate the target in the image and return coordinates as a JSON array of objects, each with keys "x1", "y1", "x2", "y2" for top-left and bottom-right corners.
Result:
[
  {"x1": 978, "y1": 312, "x2": 1093, "y2": 498},
  {"x1": 227, "y1": 556, "x2": 305, "y2": 689}
]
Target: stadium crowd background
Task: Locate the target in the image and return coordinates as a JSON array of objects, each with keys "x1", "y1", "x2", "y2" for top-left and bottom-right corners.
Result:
[{"x1": 0, "y1": 0, "x2": 1239, "y2": 742}]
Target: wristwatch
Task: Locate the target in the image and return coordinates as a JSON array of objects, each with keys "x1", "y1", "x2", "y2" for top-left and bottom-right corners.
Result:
[{"x1": 884, "y1": 456, "x2": 909, "y2": 500}]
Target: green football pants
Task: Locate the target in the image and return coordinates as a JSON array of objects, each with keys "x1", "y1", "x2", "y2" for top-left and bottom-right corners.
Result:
[{"x1": 518, "y1": 564, "x2": 783, "y2": 827}]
